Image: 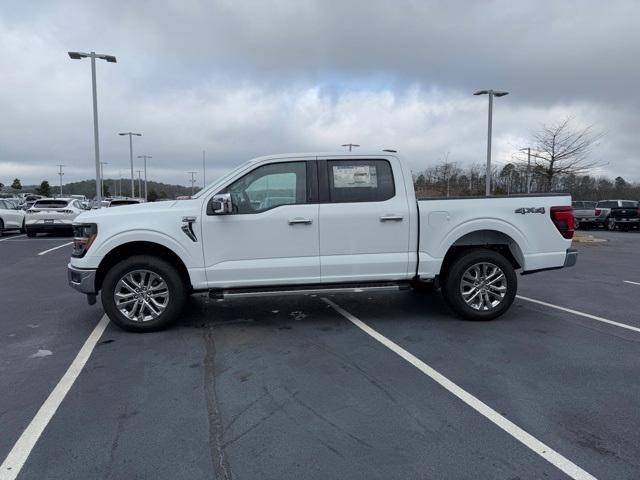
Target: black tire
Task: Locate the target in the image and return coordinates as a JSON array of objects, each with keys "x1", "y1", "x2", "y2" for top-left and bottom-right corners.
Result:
[
  {"x1": 26, "y1": 229, "x2": 36, "y2": 237},
  {"x1": 619, "y1": 226, "x2": 629, "y2": 232},
  {"x1": 20, "y1": 219, "x2": 26, "y2": 234},
  {"x1": 441, "y1": 248, "x2": 517, "y2": 321},
  {"x1": 0, "y1": 219, "x2": 4, "y2": 237},
  {"x1": 101, "y1": 255, "x2": 187, "y2": 332},
  {"x1": 606, "y1": 217, "x2": 616, "y2": 231}
]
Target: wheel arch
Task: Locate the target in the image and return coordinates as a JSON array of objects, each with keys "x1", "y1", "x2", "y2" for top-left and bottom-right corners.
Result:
[
  {"x1": 440, "y1": 230, "x2": 524, "y2": 278},
  {"x1": 95, "y1": 241, "x2": 192, "y2": 293}
]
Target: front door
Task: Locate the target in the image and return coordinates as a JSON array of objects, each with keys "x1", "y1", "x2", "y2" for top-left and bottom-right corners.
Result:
[
  {"x1": 201, "y1": 160, "x2": 320, "y2": 288},
  {"x1": 318, "y1": 157, "x2": 411, "y2": 282}
]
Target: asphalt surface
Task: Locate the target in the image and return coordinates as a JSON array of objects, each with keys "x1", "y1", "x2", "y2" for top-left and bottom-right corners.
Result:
[{"x1": 1, "y1": 229, "x2": 639, "y2": 479}]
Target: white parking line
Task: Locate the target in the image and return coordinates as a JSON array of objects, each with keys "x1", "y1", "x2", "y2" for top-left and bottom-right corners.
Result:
[
  {"x1": 517, "y1": 295, "x2": 640, "y2": 334},
  {"x1": 37, "y1": 242, "x2": 73, "y2": 256},
  {"x1": 623, "y1": 280, "x2": 640, "y2": 286},
  {"x1": 322, "y1": 297, "x2": 597, "y2": 480},
  {"x1": 0, "y1": 315, "x2": 109, "y2": 480},
  {"x1": 0, "y1": 234, "x2": 26, "y2": 242}
]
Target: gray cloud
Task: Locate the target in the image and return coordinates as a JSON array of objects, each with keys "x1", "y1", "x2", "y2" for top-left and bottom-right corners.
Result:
[{"x1": 1, "y1": 0, "x2": 638, "y2": 187}]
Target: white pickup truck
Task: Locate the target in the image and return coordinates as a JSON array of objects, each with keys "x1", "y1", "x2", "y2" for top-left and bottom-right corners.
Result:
[{"x1": 68, "y1": 152, "x2": 577, "y2": 332}]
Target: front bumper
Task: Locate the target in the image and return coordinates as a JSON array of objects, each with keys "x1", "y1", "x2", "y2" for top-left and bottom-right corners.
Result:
[{"x1": 68, "y1": 263, "x2": 97, "y2": 294}]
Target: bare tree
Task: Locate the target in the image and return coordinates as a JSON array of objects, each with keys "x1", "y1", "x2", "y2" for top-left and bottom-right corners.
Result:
[{"x1": 519, "y1": 118, "x2": 603, "y2": 191}]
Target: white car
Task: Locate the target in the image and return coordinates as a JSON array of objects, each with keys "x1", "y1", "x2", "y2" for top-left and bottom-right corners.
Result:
[
  {"x1": 26, "y1": 198, "x2": 86, "y2": 237},
  {"x1": 68, "y1": 151, "x2": 577, "y2": 332},
  {"x1": 0, "y1": 199, "x2": 26, "y2": 236}
]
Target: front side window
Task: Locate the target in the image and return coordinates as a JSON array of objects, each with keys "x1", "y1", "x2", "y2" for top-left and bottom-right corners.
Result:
[
  {"x1": 327, "y1": 159, "x2": 395, "y2": 203},
  {"x1": 224, "y1": 162, "x2": 307, "y2": 214}
]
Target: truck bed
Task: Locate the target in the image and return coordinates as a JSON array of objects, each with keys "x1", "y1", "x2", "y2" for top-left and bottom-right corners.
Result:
[{"x1": 415, "y1": 194, "x2": 573, "y2": 279}]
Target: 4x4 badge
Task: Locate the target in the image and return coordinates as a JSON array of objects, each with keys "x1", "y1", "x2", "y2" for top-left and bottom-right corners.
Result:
[{"x1": 514, "y1": 207, "x2": 546, "y2": 214}]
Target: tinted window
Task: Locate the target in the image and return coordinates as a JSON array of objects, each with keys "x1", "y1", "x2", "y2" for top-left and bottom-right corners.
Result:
[
  {"x1": 596, "y1": 201, "x2": 616, "y2": 208},
  {"x1": 327, "y1": 159, "x2": 394, "y2": 203},
  {"x1": 621, "y1": 201, "x2": 637, "y2": 207},
  {"x1": 224, "y1": 162, "x2": 307, "y2": 214},
  {"x1": 33, "y1": 200, "x2": 69, "y2": 208},
  {"x1": 0, "y1": 200, "x2": 7, "y2": 209}
]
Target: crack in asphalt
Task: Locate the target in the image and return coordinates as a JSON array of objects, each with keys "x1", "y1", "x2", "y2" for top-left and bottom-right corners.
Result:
[{"x1": 204, "y1": 324, "x2": 233, "y2": 480}]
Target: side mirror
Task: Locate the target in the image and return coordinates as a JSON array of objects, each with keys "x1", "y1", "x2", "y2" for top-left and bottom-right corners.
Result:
[{"x1": 207, "y1": 193, "x2": 233, "y2": 215}]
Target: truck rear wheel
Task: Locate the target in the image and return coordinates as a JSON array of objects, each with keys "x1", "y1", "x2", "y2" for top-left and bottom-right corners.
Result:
[
  {"x1": 441, "y1": 249, "x2": 516, "y2": 321},
  {"x1": 101, "y1": 255, "x2": 186, "y2": 332}
]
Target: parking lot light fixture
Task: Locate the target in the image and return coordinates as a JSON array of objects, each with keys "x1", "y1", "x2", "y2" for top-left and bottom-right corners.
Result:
[
  {"x1": 341, "y1": 143, "x2": 360, "y2": 152},
  {"x1": 68, "y1": 51, "x2": 117, "y2": 208},
  {"x1": 119, "y1": 132, "x2": 142, "y2": 198},
  {"x1": 474, "y1": 89, "x2": 509, "y2": 196}
]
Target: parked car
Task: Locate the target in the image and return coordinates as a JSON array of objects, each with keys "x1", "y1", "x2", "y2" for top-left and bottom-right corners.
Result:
[
  {"x1": 26, "y1": 198, "x2": 86, "y2": 237},
  {"x1": 0, "y1": 199, "x2": 26, "y2": 236},
  {"x1": 572, "y1": 201, "x2": 597, "y2": 230},
  {"x1": 595, "y1": 199, "x2": 638, "y2": 230},
  {"x1": 107, "y1": 198, "x2": 143, "y2": 207},
  {"x1": 68, "y1": 151, "x2": 577, "y2": 332},
  {"x1": 609, "y1": 201, "x2": 640, "y2": 231}
]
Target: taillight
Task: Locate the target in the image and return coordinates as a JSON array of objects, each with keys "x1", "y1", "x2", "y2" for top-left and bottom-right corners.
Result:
[
  {"x1": 550, "y1": 206, "x2": 575, "y2": 239},
  {"x1": 594, "y1": 208, "x2": 602, "y2": 217}
]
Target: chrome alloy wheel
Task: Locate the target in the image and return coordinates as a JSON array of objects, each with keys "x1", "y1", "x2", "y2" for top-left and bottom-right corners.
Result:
[
  {"x1": 114, "y1": 269, "x2": 170, "y2": 322},
  {"x1": 460, "y1": 262, "x2": 507, "y2": 311}
]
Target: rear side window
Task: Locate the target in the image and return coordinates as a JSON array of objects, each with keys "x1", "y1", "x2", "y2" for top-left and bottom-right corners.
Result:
[
  {"x1": 327, "y1": 159, "x2": 394, "y2": 203},
  {"x1": 596, "y1": 201, "x2": 616, "y2": 208},
  {"x1": 33, "y1": 200, "x2": 69, "y2": 208},
  {"x1": 621, "y1": 201, "x2": 637, "y2": 207}
]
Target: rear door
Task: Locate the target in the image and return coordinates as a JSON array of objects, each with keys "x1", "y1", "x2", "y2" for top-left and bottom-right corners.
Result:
[
  {"x1": 201, "y1": 159, "x2": 320, "y2": 288},
  {"x1": 318, "y1": 156, "x2": 411, "y2": 282},
  {"x1": 0, "y1": 200, "x2": 20, "y2": 228}
]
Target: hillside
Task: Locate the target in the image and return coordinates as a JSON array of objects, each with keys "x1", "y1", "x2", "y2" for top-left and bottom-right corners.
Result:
[{"x1": 14, "y1": 179, "x2": 198, "y2": 200}]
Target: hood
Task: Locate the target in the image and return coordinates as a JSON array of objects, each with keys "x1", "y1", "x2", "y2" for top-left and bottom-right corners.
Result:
[{"x1": 75, "y1": 200, "x2": 179, "y2": 223}]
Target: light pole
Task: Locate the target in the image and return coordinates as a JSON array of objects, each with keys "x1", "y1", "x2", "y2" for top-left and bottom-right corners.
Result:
[
  {"x1": 68, "y1": 51, "x2": 117, "y2": 208},
  {"x1": 119, "y1": 132, "x2": 142, "y2": 198},
  {"x1": 100, "y1": 161, "x2": 108, "y2": 198},
  {"x1": 520, "y1": 147, "x2": 532, "y2": 194},
  {"x1": 473, "y1": 89, "x2": 509, "y2": 196},
  {"x1": 137, "y1": 155, "x2": 152, "y2": 201},
  {"x1": 136, "y1": 170, "x2": 143, "y2": 200},
  {"x1": 56, "y1": 164, "x2": 64, "y2": 196},
  {"x1": 202, "y1": 150, "x2": 206, "y2": 187},
  {"x1": 341, "y1": 143, "x2": 360, "y2": 152},
  {"x1": 188, "y1": 171, "x2": 197, "y2": 196}
]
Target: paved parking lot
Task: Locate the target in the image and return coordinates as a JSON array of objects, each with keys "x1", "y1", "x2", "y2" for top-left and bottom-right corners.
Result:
[{"x1": 1, "y1": 230, "x2": 639, "y2": 479}]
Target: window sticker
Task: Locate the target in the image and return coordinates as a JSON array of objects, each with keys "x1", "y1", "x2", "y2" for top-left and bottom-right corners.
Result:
[{"x1": 332, "y1": 165, "x2": 378, "y2": 188}]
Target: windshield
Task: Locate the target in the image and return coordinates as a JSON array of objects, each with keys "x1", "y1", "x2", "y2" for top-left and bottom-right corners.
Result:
[{"x1": 191, "y1": 158, "x2": 257, "y2": 199}]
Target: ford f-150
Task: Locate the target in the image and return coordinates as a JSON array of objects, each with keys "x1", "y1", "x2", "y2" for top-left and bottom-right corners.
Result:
[{"x1": 68, "y1": 152, "x2": 577, "y2": 332}]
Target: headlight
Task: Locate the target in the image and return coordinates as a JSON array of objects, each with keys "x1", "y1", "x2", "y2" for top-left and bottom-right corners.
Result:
[{"x1": 72, "y1": 223, "x2": 98, "y2": 258}]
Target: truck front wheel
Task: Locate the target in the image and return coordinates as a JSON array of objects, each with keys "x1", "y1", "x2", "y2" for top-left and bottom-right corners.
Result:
[
  {"x1": 441, "y1": 249, "x2": 517, "y2": 321},
  {"x1": 101, "y1": 255, "x2": 187, "y2": 332}
]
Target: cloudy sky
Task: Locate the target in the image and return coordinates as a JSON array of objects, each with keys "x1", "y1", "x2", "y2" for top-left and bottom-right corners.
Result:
[{"x1": 1, "y1": 0, "x2": 639, "y2": 188}]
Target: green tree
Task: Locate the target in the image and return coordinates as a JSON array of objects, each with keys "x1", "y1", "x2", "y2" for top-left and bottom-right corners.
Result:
[
  {"x1": 11, "y1": 178, "x2": 22, "y2": 190},
  {"x1": 36, "y1": 180, "x2": 51, "y2": 197},
  {"x1": 148, "y1": 188, "x2": 158, "y2": 202}
]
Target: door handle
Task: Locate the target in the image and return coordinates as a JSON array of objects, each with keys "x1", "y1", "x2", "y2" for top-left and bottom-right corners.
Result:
[
  {"x1": 288, "y1": 217, "x2": 313, "y2": 225},
  {"x1": 379, "y1": 214, "x2": 403, "y2": 222}
]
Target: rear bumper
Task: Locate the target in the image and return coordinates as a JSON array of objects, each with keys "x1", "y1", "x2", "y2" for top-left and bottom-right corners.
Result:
[
  {"x1": 613, "y1": 218, "x2": 640, "y2": 224},
  {"x1": 564, "y1": 248, "x2": 578, "y2": 268},
  {"x1": 522, "y1": 248, "x2": 577, "y2": 275},
  {"x1": 26, "y1": 223, "x2": 73, "y2": 232},
  {"x1": 68, "y1": 263, "x2": 97, "y2": 294}
]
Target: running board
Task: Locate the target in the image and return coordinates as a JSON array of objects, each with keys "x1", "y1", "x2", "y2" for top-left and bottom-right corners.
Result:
[{"x1": 209, "y1": 281, "x2": 410, "y2": 299}]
